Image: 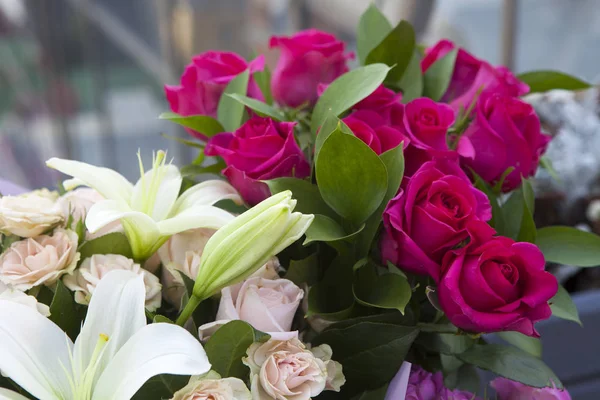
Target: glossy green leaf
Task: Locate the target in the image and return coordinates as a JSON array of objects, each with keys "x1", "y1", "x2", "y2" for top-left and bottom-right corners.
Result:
[
  {"x1": 159, "y1": 112, "x2": 224, "y2": 138},
  {"x1": 398, "y1": 50, "x2": 423, "y2": 102},
  {"x1": 226, "y1": 93, "x2": 286, "y2": 121},
  {"x1": 353, "y1": 263, "x2": 411, "y2": 313},
  {"x1": 365, "y1": 20, "x2": 415, "y2": 83},
  {"x1": 356, "y1": 4, "x2": 392, "y2": 64},
  {"x1": 314, "y1": 117, "x2": 352, "y2": 163},
  {"x1": 265, "y1": 177, "x2": 336, "y2": 218},
  {"x1": 416, "y1": 333, "x2": 475, "y2": 355},
  {"x1": 49, "y1": 280, "x2": 81, "y2": 340},
  {"x1": 536, "y1": 226, "x2": 600, "y2": 267},
  {"x1": 550, "y1": 284, "x2": 581, "y2": 326},
  {"x1": 517, "y1": 70, "x2": 591, "y2": 93},
  {"x1": 304, "y1": 215, "x2": 364, "y2": 245},
  {"x1": 422, "y1": 48, "x2": 458, "y2": 101},
  {"x1": 307, "y1": 259, "x2": 355, "y2": 321},
  {"x1": 77, "y1": 232, "x2": 133, "y2": 263},
  {"x1": 458, "y1": 344, "x2": 562, "y2": 388},
  {"x1": 496, "y1": 331, "x2": 542, "y2": 358},
  {"x1": 254, "y1": 65, "x2": 273, "y2": 104},
  {"x1": 444, "y1": 364, "x2": 481, "y2": 394},
  {"x1": 311, "y1": 64, "x2": 391, "y2": 135},
  {"x1": 217, "y1": 69, "x2": 250, "y2": 132},
  {"x1": 284, "y1": 253, "x2": 320, "y2": 286},
  {"x1": 316, "y1": 128, "x2": 388, "y2": 225}
]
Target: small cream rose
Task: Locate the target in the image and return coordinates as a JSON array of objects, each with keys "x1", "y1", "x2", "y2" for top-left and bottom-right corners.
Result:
[
  {"x1": 63, "y1": 253, "x2": 162, "y2": 311},
  {"x1": 0, "y1": 281, "x2": 50, "y2": 316},
  {"x1": 309, "y1": 344, "x2": 345, "y2": 392},
  {"x1": 0, "y1": 229, "x2": 79, "y2": 290},
  {"x1": 171, "y1": 371, "x2": 251, "y2": 400},
  {"x1": 243, "y1": 338, "x2": 330, "y2": 400},
  {"x1": 0, "y1": 190, "x2": 63, "y2": 237}
]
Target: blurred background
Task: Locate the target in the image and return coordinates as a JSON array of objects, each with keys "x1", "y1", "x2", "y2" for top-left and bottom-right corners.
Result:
[{"x1": 1, "y1": 0, "x2": 598, "y2": 187}]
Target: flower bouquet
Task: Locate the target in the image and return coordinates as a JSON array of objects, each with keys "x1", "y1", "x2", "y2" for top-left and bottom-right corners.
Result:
[{"x1": 0, "y1": 4, "x2": 596, "y2": 400}]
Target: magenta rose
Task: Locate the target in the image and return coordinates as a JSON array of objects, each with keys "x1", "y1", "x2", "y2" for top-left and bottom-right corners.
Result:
[
  {"x1": 342, "y1": 110, "x2": 410, "y2": 155},
  {"x1": 380, "y1": 159, "x2": 491, "y2": 280},
  {"x1": 421, "y1": 40, "x2": 529, "y2": 111},
  {"x1": 491, "y1": 378, "x2": 571, "y2": 400},
  {"x1": 404, "y1": 366, "x2": 480, "y2": 400},
  {"x1": 165, "y1": 51, "x2": 265, "y2": 139},
  {"x1": 353, "y1": 84, "x2": 403, "y2": 123},
  {"x1": 205, "y1": 116, "x2": 310, "y2": 205},
  {"x1": 438, "y1": 221, "x2": 558, "y2": 337},
  {"x1": 459, "y1": 92, "x2": 550, "y2": 191},
  {"x1": 270, "y1": 29, "x2": 353, "y2": 108}
]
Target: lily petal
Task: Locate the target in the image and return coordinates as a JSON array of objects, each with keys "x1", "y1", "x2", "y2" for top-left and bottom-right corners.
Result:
[
  {"x1": 169, "y1": 180, "x2": 242, "y2": 217},
  {"x1": 0, "y1": 301, "x2": 74, "y2": 400},
  {"x1": 131, "y1": 164, "x2": 182, "y2": 221},
  {"x1": 93, "y1": 323, "x2": 211, "y2": 400},
  {"x1": 46, "y1": 158, "x2": 133, "y2": 204},
  {"x1": 74, "y1": 270, "x2": 146, "y2": 381},
  {"x1": 157, "y1": 205, "x2": 235, "y2": 236},
  {"x1": 0, "y1": 389, "x2": 31, "y2": 400}
]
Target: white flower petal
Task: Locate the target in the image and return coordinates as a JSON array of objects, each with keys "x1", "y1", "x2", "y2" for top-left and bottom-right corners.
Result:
[
  {"x1": 93, "y1": 323, "x2": 211, "y2": 400},
  {"x1": 157, "y1": 205, "x2": 235, "y2": 236},
  {"x1": 74, "y1": 270, "x2": 146, "y2": 381},
  {"x1": 46, "y1": 158, "x2": 133, "y2": 204},
  {"x1": 0, "y1": 301, "x2": 74, "y2": 400},
  {"x1": 131, "y1": 164, "x2": 182, "y2": 221},
  {"x1": 0, "y1": 388, "x2": 31, "y2": 400},
  {"x1": 169, "y1": 180, "x2": 242, "y2": 217}
]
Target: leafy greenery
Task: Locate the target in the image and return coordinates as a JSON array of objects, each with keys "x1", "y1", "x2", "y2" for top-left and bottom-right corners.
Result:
[
  {"x1": 517, "y1": 70, "x2": 591, "y2": 93},
  {"x1": 217, "y1": 70, "x2": 250, "y2": 132},
  {"x1": 536, "y1": 226, "x2": 600, "y2": 267},
  {"x1": 159, "y1": 112, "x2": 225, "y2": 137}
]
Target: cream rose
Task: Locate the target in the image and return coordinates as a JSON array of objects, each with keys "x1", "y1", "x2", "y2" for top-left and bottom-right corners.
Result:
[
  {"x1": 0, "y1": 190, "x2": 63, "y2": 237},
  {"x1": 0, "y1": 281, "x2": 50, "y2": 316},
  {"x1": 171, "y1": 371, "x2": 251, "y2": 400},
  {"x1": 309, "y1": 344, "x2": 345, "y2": 392},
  {"x1": 63, "y1": 253, "x2": 162, "y2": 311},
  {"x1": 243, "y1": 338, "x2": 331, "y2": 400},
  {"x1": 0, "y1": 229, "x2": 79, "y2": 290}
]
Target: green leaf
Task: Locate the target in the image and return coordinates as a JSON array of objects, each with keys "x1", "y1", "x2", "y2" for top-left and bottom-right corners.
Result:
[
  {"x1": 132, "y1": 374, "x2": 188, "y2": 399},
  {"x1": 356, "y1": 4, "x2": 392, "y2": 65},
  {"x1": 160, "y1": 133, "x2": 205, "y2": 149},
  {"x1": 536, "y1": 226, "x2": 600, "y2": 267},
  {"x1": 159, "y1": 112, "x2": 225, "y2": 138},
  {"x1": 314, "y1": 116, "x2": 352, "y2": 163},
  {"x1": 180, "y1": 159, "x2": 227, "y2": 178},
  {"x1": 265, "y1": 177, "x2": 336, "y2": 219},
  {"x1": 304, "y1": 215, "x2": 364, "y2": 245},
  {"x1": 284, "y1": 253, "x2": 320, "y2": 286},
  {"x1": 254, "y1": 65, "x2": 273, "y2": 105},
  {"x1": 517, "y1": 180, "x2": 536, "y2": 243},
  {"x1": 356, "y1": 143, "x2": 404, "y2": 258},
  {"x1": 311, "y1": 64, "x2": 392, "y2": 135},
  {"x1": 49, "y1": 280, "x2": 82, "y2": 340},
  {"x1": 351, "y1": 385, "x2": 389, "y2": 400},
  {"x1": 416, "y1": 333, "x2": 475, "y2": 354},
  {"x1": 307, "y1": 259, "x2": 355, "y2": 320},
  {"x1": 550, "y1": 284, "x2": 581, "y2": 326},
  {"x1": 457, "y1": 344, "x2": 562, "y2": 388},
  {"x1": 540, "y1": 155, "x2": 560, "y2": 182},
  {"x1": 473, "y1": 174, "x2": 504, "y2": 233},
  {"x1": 204, "y1": 320, "x2": 261, "y2": 379},
  {"x1": 217, "y1": 69, "x2": 250, "y2": 132},
  {"x1": 365, "y1": 20, "x2": 415, "y2": 84},
  {"x1": 353, "y1": 263, "x2": 411, "y2": 313},
  {"x1": 316, "y1": 127, "x2": 388, "y2": 225},
  {"x1": 153, "y1": 314, "x2": 174, "y2": 324},
  {"x1": 398, "y1": 50, "x2": 423, "y2": 102},
  {"x1": 226, "y1": 93, "x2": 286, "y2": 121},
  {"x1": 312, "y1": 322, "x2": 419, "y2": 394},
  {"x1": 77, "y1": 232, "x2": 133, "y2": 263},
  {"x1": 496, "y1": 331, "x2": 542, "y2": 358},
  {"x1": 422, "y1": 48, "x2": 458, "y2": 101},
  {"x1": 444, "y1": 364, "x2": 481, "y2": 395},
  {"x1": 517, "y1": 70, "x2": 591, "y2": 93}
]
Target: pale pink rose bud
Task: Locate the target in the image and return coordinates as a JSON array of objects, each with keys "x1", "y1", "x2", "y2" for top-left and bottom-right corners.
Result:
[
  {"x1": 0, "y1": 229, "x2": 79, "y2": 290},
  {"x1": 171, "y1": 371, "x2": 251, "y2": 400},
  {"x1": 0, "y1": 190, "x2": 63, "y2": 237},
  {"x1": 0, "y1": 281, "x2": 50, "y2": 316},
  {"x1": 63, "y1": 253, "x2": 162, "y2": 311}
]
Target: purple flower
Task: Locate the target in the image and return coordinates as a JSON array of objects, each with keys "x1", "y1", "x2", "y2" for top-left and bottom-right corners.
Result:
[{"x1": 491, "y1": 378, "x2": 571, "y2": 400}]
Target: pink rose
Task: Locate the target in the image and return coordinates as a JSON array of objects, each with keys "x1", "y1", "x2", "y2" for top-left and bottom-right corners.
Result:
[
  {"x1": 421, "y1": 40, "x2": 529, "y2": 111},
  {"x1": 353, "y1": 85, "x2": 403, "y2": 123},
  {"x1": 491, "y1": 378, "x2": 571, "y2": 400},
  {"x1": 404, "y1": 366, "x2": 479, "y2": 400},
  {"x1": 380, "y1": 159, "x2": 491, "y2": 280},
  {"x1": 165, "y1": 51, "x2": 265, "y2": 139},
  {"x1": 270, "y1": 29, "x2": 353, "y2": 107},
  {"x1": 459, "y1": 92, "x2": 550, "y2": 191},
  {"x1": 205, "y1": 116, "x2": 310, "y2": 205},
  {"x1": 342, "y1": 110, "x2": 410, "y2": 155},
  {"x1": 438, "y1": 221, "x2": 558, "y2": 337}
]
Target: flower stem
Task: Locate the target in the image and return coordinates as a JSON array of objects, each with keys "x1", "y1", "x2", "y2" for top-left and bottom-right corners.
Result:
[{"x1": 176, "y1": 294, "x2": 202, "y2": 326}]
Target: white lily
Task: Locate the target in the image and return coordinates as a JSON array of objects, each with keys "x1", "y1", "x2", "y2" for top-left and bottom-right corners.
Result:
[
  {"x1": 46, "y1": 151, "x2": 241, "y2": 261},
  {"x1": 0, "y1": 270, "x2": 211, "y2": 400}
]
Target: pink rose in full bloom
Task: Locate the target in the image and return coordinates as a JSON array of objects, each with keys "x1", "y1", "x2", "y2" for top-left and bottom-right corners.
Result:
[
  {"x1": 342, "y1": 110, "x2": 410, "y2": 155},
  {"x1": 421, "y1": 39, "x2": 529, "y2": 111},
  {"x1": 403, "y1": 366, "x2": 480, "y2": 400},
  {"x1": 491, "y1": 378, "x2": 571, "y2": 400},
  {"x1": 380, "y1": 159, "x2": 491, "y2": 280},
  {"x1": 270, "y1": 29, "x2": 353, "y2": 107},
  {"x1": 459, "y1": 92, "x2": 551, "y2": 191},
  {"x1": 438, "y1": 221, "x2": 558, "y2": 337},
  {"x1": 205, "y1": 116, "x2": 310, "y2": 205},
  {"x1": 165, "y1": 51, "x2": 265, "y2": 139}
]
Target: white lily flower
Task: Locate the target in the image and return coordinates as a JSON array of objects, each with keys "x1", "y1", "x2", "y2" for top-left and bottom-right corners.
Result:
[
  {"x1": 46, "y1": 151, "x2": 241, "y2": 261},
  {"x1": 0, "y1": 270, "x2": 211, "y2": 400}
]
